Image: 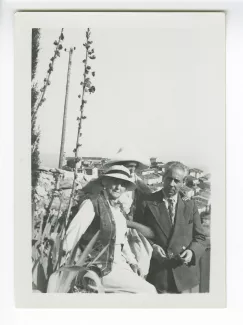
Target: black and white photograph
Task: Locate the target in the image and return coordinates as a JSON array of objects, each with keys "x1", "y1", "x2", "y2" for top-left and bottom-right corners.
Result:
[{"x1": 15, "y1": 11, "x2": 226, "y2": 307}]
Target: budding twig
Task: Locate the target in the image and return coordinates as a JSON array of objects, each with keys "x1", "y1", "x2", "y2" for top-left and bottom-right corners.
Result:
[
  {"x1": 64, "y1": 28, "x2": 96, "y2": 230},
  {"x1": 31, "y1": 28, "x2": 65, "y2": 124}
]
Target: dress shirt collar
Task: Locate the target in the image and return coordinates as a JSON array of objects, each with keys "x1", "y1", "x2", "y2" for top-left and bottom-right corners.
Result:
[{"x1": 162, "y1": 189, "x2": 178, "y2": 205}]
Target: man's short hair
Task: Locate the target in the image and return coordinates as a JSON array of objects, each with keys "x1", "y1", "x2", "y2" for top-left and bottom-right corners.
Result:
[{"x1": 164, "y1": 161, "x2": 189, "y2": 179}]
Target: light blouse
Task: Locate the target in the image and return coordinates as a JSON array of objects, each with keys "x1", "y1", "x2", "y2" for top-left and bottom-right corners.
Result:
[{"x1": 63, "y1": 197, "x2": 137, "y2": 265}]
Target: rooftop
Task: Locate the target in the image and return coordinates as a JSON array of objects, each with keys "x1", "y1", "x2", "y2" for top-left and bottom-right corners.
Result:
[
  {"x1": 66, "y1": 156, "x2": 105, "y2": 161},
  {"x1": 180, "y1": 185, "x2": 194, "y2": 194},
  {"x1": 198, "y1": 190, "x2": 211, "y2": 200},
  {"x1": 186, "y1": 175, "x2": 198, "y2": 181},
  {"x1": 189, "y1": 168, "x2": 204, "y2": 173},
  {"x1": 142, "y1": 173, "x2": 162, "y2": 180},
  {"x1": 194, "y1": 196, "x2": 210, "y2": 205}
]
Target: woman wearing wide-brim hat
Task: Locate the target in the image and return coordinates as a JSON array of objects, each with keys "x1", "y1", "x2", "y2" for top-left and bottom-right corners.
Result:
[
  {"x1": 63, "y1": 165, "x2": 157, "y2": 293},
  {"x1": 80, "y1": 146, "x2": 152, "y2": 215}
]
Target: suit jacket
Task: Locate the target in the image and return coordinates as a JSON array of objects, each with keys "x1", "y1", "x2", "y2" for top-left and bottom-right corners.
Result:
[{"x1": 134, "y1": 190, "x2": 206, "y2": 292}]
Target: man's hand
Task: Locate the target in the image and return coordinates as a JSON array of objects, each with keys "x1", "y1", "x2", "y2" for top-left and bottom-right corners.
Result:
[
  {"x1": 152, "y1": 244, "x2": 167, "y2": 262},
  {"x1": 126, "y1": 220, "x2": 155, "y2": 239},
  {"x1": 179, "y1": 249, "x2": 193, "y2": 264}
]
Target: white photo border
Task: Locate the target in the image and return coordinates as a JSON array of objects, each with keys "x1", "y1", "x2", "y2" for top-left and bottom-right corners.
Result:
[{"x1": 14, "y1": 10, "x2": 225, "y2": 308}]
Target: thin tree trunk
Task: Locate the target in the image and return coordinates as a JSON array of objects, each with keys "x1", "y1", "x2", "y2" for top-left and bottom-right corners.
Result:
[{"x1": 58, "y1": 47, "x2": 74, "y2": 169}]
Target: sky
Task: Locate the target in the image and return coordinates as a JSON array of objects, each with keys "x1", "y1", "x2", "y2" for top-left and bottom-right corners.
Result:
[{"x1": 34, "y1": 13, "x2": 224, "y2": 172}]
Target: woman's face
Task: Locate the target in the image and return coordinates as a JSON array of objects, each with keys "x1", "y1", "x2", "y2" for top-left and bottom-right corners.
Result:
[{"x1": 102, "y1": 177, "x2": 128, "y2": 200}]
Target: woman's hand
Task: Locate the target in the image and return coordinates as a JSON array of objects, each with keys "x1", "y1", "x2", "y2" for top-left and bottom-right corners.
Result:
[
  {"x1": 130, "y1": 263, "x2": 142, "y2": 276},
  {"x1": 126, "y1": 220, "x2": 133, "y2": 228},
  {"x1": 152, "y1": 244, "x2": 167, "y2": 262}
]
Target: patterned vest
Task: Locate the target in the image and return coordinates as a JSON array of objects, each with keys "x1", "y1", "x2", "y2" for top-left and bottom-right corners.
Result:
[{"x1": 79, "y1": 192, "x2": 117, "y2": 277}]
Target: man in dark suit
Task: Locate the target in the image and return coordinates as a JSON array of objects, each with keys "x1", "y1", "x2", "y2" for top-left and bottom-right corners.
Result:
[{"x1": 134, "y1": 161, "x2": 207, "y2": 293}]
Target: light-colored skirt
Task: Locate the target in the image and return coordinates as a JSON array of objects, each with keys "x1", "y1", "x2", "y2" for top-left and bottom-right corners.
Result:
[{"x1": 101, "y1": 251, "x2": 157, "y2": 294}]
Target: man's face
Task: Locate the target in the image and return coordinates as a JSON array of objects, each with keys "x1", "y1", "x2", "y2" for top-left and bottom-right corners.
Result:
[
  {"x1": 123, "y1": 161, "x2": 138, "y2": 174},
  {"x1": 102, "y1": 177, "x2": 128, "y2": 200},
  {"x1": 163, "y1": 167, "x2": 185, "y2": 197}
]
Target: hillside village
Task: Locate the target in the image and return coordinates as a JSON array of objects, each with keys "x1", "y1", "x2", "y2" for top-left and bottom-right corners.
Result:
[
  {"x1": 62, "y1": 156, "x2": 211, "y2": 217},
  {"x1": 33, "y1": 155, "x2": 211, "y2": 244}
]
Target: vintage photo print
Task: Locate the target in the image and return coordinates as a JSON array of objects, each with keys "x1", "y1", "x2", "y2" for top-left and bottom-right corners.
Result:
[{"x1": 15, "y1": 11, "x2": 225, "y2": 308}]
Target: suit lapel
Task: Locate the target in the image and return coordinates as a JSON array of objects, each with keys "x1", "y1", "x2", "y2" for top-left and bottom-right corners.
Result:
[
  {"x1": 168, "y1": 195, "x2": 186, "y2": 245},
  {"x1": 147, "y1": 191, "x2": 172, "y2": 239}
]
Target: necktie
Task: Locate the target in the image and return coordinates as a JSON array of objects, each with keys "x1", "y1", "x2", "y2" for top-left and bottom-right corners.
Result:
[{"x1": 168, "y1": 198, "x2": 175, "y2": 225}]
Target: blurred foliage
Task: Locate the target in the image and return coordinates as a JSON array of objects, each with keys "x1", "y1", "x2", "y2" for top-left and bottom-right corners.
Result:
[
  {"x1": 32, "y1": 28, "x2": 99, "y2": 293},
  {"x1": 31, "y1": 29, "x2": 41, "y2": 190}
]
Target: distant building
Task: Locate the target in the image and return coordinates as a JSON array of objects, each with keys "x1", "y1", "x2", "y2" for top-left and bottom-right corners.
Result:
[
  {"x1": 142, "y1": 173, "x2": 162, "y2": 186},
  {"x1": 202, "y1": 173, "x2": 211, "y2": 180},
  {"x1": 82, "y1": 157, "x2": 104, "y2": 167},
  {"x1": 142, "y1": 169, "x2": 155, "y2": 176},
  {"x1": 195, "y1": 198, "x2": 211, "y2": 214},
  {"x1": 198, "y1": 181, "x2": 211, "y2": 191},
  {"x1": 82, "y1": 160, "x2": 92, "y2": 167},
  {"x1": 198, "y1": 175, "x2": 211, "y2": 190},
  {"x1": 150, "y1": 157, "x2": 166, "y2": 174},
  {"x1": 196, "y1": 201, "x2": 208, "y2": 214},
  {"x1": 83, "y1": 167, "x2": 99, "y2": 179},
  {"x1": 150, "y1": 157, "x2": 158, "y2": 165},
  {"x1": 189, "y1": 168, "x2": 204, "y2": 179},
  {"x1": 194, "y1": 194, "x2": 211, "y2": 214},
  {"x1": 180, "y1": 185, "x2": 194, "y2": 199},
  {"x1": 156, "y1": 164, "x2": 166, "y2": 174},
  {"x1": 198, "y1": 189, "x2": 211, "y2": 201},
  {"x1": 147, "y1": 178, "x2": 162, "y2": 186},
  {"x1": 98, "y1": 168, "x2": 105, "y2": 177},
  {"x1": 82, "y1": 156, "x2": 103, "y2": 161},
  {"x1": 149, "y1": 183, "x2": 163, "y2": 193},
  {"x1": 192, "y1": 179, "x2": 211, "y2": 215},
  {"x1": 194, "y1": 186, "x2": 201, "y2": 195},
  {"x1": 186, "y1": 175, "x2": 200, "y2": 187},
  {"x1": 150, "y1": 157, "x2": 163, "y2": 165},
  {"x1": 65, "y1": 156, "x2": 107, "y2": 173},
  {"x1": 194, "y1": 195, "x2": 210, "y2": 204},
  {"x1": 66, "y1": 157, "x2": 82, "y2": 169}
]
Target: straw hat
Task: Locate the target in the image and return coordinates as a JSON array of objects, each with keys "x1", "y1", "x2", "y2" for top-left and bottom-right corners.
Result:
[
  {"x1": 104, "y1": 146, "x2": 150, "y2": 171},
  {"x1": 100, "y1": 165, "x2": 136, "y2": 191}
]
